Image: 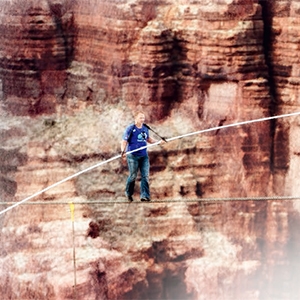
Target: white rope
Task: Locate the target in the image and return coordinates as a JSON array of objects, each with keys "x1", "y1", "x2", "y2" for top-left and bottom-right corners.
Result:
[
  {"x1": 167, "y1": 111, "x2": 300, "y2": 141},
  {"x1": 0, "y1": 146, "x2": 160, "y2": 216},
  {"x1": 1, "y1": 110, "x2": 300, "y2": 216}
]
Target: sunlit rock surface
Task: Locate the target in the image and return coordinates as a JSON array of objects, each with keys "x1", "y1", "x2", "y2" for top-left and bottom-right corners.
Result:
[{"x1": 1, "y1": 0, "x2": 300, "y2": 299}]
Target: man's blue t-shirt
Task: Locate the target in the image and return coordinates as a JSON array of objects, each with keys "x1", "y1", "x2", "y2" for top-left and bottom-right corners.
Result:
[{"x1": 123, "y1": 124, "x2": 149, "y2": 156}]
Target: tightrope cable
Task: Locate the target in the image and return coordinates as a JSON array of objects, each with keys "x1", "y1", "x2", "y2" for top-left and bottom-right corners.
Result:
[
  {"x1": 1, "y1": 195, "x2": 300, "y2": 206},
  {"x1": 1, "y1": 110, "x2": 300, "y2": 216}
]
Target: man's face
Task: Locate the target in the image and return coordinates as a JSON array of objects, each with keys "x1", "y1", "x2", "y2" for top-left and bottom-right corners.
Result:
[{"x1": 136, "y1": 113, "x2": 145, "y2": 124}]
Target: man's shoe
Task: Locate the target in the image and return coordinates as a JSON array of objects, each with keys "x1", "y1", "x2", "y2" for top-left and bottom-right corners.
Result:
[
  {"x1": 141, "y1": 197, "x2": 151, "y2": 202},
  {"x1": 127, "y1": 195, "x2": 133, "y2": 202}
]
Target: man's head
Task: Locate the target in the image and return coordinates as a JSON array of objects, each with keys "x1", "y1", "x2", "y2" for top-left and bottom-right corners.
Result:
[{"x1": 134, "y1": 111, "x2": 145, "y2": 125}]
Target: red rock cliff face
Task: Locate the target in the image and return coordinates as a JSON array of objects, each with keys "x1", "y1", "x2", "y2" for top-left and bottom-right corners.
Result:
[{"x1": 1, "y1": 0, "x2": 300, "y2": 299}]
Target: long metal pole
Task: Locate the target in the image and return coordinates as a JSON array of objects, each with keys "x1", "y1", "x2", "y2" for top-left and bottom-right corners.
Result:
[{"x1": 2, "y1": 110, "x2": 300, "y2": 215}]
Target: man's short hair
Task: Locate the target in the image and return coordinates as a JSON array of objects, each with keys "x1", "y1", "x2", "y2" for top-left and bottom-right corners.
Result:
[{"x1": 134, "y1": 110, "x2": 145, "y2": 118}]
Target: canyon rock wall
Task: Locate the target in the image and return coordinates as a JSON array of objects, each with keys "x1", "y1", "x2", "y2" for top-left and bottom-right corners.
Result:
[{"x1": 1, "y1": 0, "x2": 300, "y2": 299}]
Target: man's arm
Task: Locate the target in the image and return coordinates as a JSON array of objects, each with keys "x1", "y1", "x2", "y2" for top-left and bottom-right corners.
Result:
[
  {"x1": 147, "y1": 137, "x2": 157, "y2": 144},
  {"x1": 121, "y1": 140, "x2": 128, "y2": 157}
]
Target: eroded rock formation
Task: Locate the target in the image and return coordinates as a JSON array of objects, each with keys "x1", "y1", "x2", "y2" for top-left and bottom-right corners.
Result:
[{"x1": 1, "y1": 0, "x2": 300, "y2": 299}]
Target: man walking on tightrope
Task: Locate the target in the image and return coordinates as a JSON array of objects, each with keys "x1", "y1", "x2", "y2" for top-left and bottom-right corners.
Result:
[{"x1": 121, "y1": 111, "x2": 157, "y2": 202}]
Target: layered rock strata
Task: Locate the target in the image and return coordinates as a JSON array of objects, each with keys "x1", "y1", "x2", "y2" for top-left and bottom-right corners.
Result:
[{"x1": 1, "y1": 0, "x2": 300, "y2": 299}]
